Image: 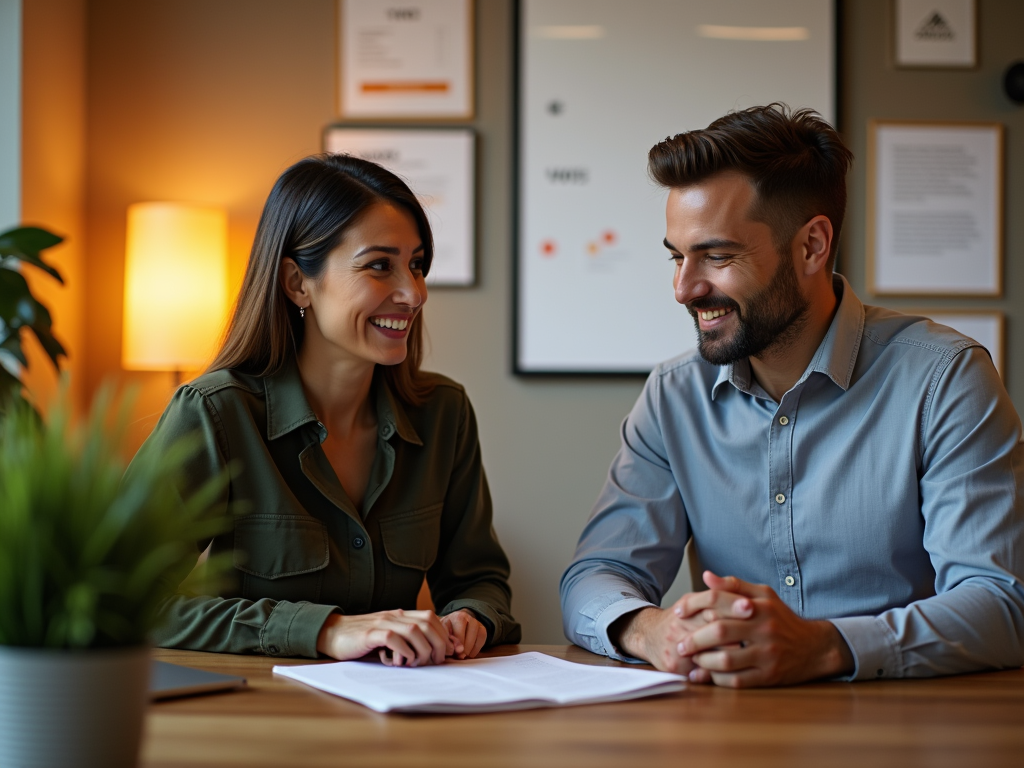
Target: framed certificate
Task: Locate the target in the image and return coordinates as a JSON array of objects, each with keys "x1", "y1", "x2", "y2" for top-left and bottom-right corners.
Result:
[
  {"x1": 338, "y1": 0, "x2": 474, "y2": 120},
  {"x1": 324, "y1": 127, "x2": 476, "y2": 286},
  {"x1": 867, "y1": 121, "x2": 1003, "y2": 297},
  {"x1": 908, "y1": 309, "x2": 1004, "y2": 380},
  {"x1": 894, "y1": 0, "x2": 976, "y2": 68}
]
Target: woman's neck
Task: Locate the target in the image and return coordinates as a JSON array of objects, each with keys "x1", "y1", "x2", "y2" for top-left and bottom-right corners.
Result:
[{"x1": 296, "y1": 339, "x2": 377, "y2": 438}]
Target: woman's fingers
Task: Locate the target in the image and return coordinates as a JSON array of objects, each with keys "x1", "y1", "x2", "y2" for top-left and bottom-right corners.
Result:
[{"x1": 466, "y1": 618, "x2": 486, "y2": 658}]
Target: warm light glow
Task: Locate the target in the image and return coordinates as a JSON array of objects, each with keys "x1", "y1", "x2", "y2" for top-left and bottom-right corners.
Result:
[
  {"x1": 697, "y1": 24, "x2": 810, "y2": 41},
  {"x1": 534, "y1": 25, "x2": 606, "y2": 39},
  {"x1": 122, "y1": 202, "x2": 228, "y2": 372}
]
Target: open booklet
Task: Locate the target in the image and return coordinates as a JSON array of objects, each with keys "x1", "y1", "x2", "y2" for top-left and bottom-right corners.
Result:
[{"x1": 272, "y1": 651, "x2": 685, "y2": 714}]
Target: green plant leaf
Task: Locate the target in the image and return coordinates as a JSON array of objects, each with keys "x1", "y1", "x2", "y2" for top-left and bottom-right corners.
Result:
[
  {"x1": 0, "y1": 382, "x2": 232, "y2": 649},
  {"x1": 0, "y1": 227, "x2": 64, "y2": 284}
]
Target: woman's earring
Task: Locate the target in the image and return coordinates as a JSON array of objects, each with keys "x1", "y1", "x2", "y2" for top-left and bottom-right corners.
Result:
[{"x1": 299, "y1": 306, "x2": 306, "y2": 319}]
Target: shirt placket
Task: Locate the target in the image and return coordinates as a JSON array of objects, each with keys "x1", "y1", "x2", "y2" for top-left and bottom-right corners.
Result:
[{"x1": 768, "y1": 388, "x2": 803, "y2": 614}]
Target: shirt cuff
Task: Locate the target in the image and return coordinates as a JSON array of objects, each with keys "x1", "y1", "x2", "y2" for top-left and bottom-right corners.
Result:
[
  {"x1": 260, "y1": 601, "x2": 338, "y2": 658},
  {"x1": 573, "y1": 593, "x2": 657, "y2": 663},
  {"x1": 829, "y1": 616, "x2": 902, "y2": 681},
  {"x1": 441, "y1": 599, "x2": 501, "y2": 646}
]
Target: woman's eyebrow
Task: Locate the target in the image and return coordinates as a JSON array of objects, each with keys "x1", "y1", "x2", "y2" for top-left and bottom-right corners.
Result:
[{"x1": 353, "y1": 243, "x2": 425, "y2": 258}]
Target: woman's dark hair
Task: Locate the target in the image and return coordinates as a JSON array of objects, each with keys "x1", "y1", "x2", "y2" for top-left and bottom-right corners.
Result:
[
  {"x1": 208, "y1": 153, "x2": 434, "y2": 405},
  {"x1": 648, "y1": 103, "x2": 853, "y2": 271}
]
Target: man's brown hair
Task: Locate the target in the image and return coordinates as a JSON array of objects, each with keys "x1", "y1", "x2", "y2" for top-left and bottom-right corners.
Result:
[{"x1": 648, "y1": 103, "x2": 853, "y2": 271}]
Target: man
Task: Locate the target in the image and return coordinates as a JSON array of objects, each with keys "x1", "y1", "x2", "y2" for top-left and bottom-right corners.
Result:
[{"x1": 560, "y1": 104, "x2": 1024, "y2": 687}]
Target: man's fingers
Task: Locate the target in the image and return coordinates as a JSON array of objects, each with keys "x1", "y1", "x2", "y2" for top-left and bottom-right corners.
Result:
[
  {"x1": 707, "y1": 667, "x2": 766, "y2": 689},
  {"x1": 702, "y1": 571, "x2": 772, "y2": 599},
  {"x1": 690, "y1": 645, "x2": 758, "y2": 674},
  {"x1": 677, "y1": 619, "x2": 750, "y2": 656},
  {"x1": 673, "y1": 589, "x2": 753, "y2": 620}
]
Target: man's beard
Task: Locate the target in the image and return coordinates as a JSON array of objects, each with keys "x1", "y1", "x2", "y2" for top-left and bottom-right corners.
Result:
[{"x1": 689, "y1": 256, "x2": 810, "y2": 366}]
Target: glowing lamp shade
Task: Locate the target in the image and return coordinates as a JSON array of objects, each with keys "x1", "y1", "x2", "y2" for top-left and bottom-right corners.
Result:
[{"x1": 122, "y1": 203, "x2": 228, "y2": 372}]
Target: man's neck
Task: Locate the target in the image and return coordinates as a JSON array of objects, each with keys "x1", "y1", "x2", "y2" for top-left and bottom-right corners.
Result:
[{"x1": 748, "y1": 280, "x2": 839, "y2": 402}]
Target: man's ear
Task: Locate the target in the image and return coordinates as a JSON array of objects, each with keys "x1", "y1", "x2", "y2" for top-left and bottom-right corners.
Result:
[
  {"x1": 794, "y1": 215, "x2": 833, "y2": 277},
  {"x1": 278, "y1": 257, "x2": 310, "y2": 309}
]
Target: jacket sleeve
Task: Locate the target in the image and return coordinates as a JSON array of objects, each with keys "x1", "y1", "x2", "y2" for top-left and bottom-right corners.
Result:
[
  {"x1": 428, "y1": 391, "x2": 522, "y2": 646},
  {"x1": 830, "y1": 346, "x2": 1024, "y2": 680},
  {"x1": 135, "y1": 385, "x2": 336, "y2": 658}
]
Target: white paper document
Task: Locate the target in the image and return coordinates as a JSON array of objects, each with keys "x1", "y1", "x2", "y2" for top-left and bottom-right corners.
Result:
[{"x1": 273, "y1": 652, "x2": 685, "y2": 713}]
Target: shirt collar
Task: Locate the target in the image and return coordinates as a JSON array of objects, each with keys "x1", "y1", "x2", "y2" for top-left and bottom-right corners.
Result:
[
  {"x1": 373, "y1": 368, "x2": 423, "y2": 446},
  {"x1": 710, "y1": 273, "x2": 864, "y2": 400},
  {"x1": 264, "y1": 358, "x2": 423, "y2": 445}
]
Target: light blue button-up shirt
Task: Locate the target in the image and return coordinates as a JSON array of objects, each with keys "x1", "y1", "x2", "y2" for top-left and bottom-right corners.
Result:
[{"x1": 561, "y1": 276, "x2": 1024, "y2": 680}]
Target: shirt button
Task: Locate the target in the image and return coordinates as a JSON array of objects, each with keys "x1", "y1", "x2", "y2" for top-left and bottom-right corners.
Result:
[
  {"x1": 784, "y1": 575, "x2": 796, "y2": 587},
  {"x1": 268, "y1": 645, "x2": 280, "y2": 655},
  {"x1": 775, "y1": 493, "x2": 786, "y2": 504},
  {"x1": 352, "y1": 537, "x2": 365, "y2": 549},
  {"x1": 779, "y1": 416, "x2": 789, "y2": 425}
]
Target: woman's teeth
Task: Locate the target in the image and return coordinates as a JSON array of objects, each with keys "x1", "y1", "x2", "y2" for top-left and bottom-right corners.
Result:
[
  {"x1": 371, "y1": 317, "x2": 409, "y2": 330},
  {"x1": 700, "y1": 308, "x2": 732, "y2": 321}
]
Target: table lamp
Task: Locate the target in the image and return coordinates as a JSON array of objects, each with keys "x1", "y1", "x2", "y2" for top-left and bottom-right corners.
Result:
[{"x1": 122, "y1": 202, "x2": 228, "y2": 386}]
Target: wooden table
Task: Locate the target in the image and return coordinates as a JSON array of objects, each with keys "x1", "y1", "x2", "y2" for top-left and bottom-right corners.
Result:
[{"x1": 145, "y1": 645, "x2": 1024, "y2": 768}]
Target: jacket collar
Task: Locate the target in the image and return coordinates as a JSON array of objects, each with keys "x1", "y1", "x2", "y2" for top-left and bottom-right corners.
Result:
[
  {"x1": 264, "y1": 358, "x2": 422, "y2": 445},
  {"x1": 711, "y1": 274, "x2": 864, "y2": 400}
]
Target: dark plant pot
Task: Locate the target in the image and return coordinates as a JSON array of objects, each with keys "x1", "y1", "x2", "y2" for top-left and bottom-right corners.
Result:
[{"x1": 0, "y1": 645, "x2": 150, "y2": 768}]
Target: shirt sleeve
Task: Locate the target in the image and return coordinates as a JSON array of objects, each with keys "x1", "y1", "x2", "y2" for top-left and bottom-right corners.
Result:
[
  {"x1": 428, "y1": 391, "x2": 522, "y2": 647},
  {"x1": 560, "y1": 369, "x2": 690, "y2": 661},
  {"x1": 831, "y1": 346, "x2": 1024, "y2": 680},
  {"x1": 136, "y1": 386, "x2": 337, "y2": 658}
]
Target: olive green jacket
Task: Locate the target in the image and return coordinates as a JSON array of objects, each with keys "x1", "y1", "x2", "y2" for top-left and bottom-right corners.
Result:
[{"x1": 138, "y1": 361, "x2": 521, "y2": 658}]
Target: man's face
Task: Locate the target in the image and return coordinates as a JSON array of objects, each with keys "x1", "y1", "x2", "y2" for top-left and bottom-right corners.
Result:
[{"x1": 664, "y1": 172, "x2": 809, "y2": 365}]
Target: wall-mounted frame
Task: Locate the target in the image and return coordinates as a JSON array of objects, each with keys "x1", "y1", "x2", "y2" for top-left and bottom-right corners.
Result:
[
  {"x1": 908, "y1": 309, "x2": 1005, "y2": 380},
  {"x1": 338, "y1": 0, "x2": 474, "y2": 121},
  {"x1": 324, "y1": 127, "x2": 476, "y2": 286},
  {"x1": 867, "y1": 121, "x2": 1003, "y2": 297},
  {"x1": 515, "y1": 0, "x2": 837, "y2": 374},
  {"x1": 894, "y1": 0, "x2": 976, "y2": 69}
]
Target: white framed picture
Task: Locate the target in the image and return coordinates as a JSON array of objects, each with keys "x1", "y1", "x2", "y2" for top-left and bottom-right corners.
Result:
[
  {"x1": 867, "y1": 121, "x2": 1002, "y2": 297},
  {"x1": 324, "y1": 127, "x2": 476, "y2": 286},
  {"x1": 895, "y1": 0, "x2": 976, "y2": 68},
  {"x1": 338, "y1": 0, "x2": 474, "y2": 120}
]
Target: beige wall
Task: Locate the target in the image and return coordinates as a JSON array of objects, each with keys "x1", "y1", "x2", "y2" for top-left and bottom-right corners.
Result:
[
  {"x1": 20, "y1": 0, "x2": 1024, "y2": 643},
  {"x1": 841, "y1": 0, "x2": 1024, "y2": 407},
  {"x1": 21, "y1": 0, "x2": 87, "y2": 414}
]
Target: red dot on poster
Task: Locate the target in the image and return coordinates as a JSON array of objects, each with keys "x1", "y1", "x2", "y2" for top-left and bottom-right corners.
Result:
[
  {"x1": 602, "y1": 229, "x2": 617, "y2": 245},
  {"x1": 540, "y1": 239, "x2": 557, "y2": 257}
]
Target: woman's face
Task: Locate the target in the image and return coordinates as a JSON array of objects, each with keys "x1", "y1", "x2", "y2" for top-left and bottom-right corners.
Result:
[{"x1": 301, "y1": 203, "x2": 428, "y2": 368}]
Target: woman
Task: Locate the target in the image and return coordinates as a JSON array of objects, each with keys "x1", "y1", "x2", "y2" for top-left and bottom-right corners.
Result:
[{"x1": 140, "y1": 154, "x2": 520, "y2": 665}]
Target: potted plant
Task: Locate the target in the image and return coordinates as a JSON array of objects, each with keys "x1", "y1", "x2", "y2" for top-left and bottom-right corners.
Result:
[
  {"x1": 0, "y1": 225, "x2": 67, "y2": 411},
  {"x1": 0, "y1": 388, "x2": 229, "y2": 768}
]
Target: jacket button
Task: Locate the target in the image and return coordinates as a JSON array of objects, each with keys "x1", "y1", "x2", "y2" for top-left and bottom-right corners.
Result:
[
  {"x1": 268, "y1": 645, "x2": 280, "y2": 655},
  {"x1": 352, "y1": 537, "x2": 365, "y2": 549}
]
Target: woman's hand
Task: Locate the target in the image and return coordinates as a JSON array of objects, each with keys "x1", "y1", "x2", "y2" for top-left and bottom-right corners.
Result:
[
  {"x1": 440, "y1": 609, "x2": 488, "y2": 660},
  {"x1": 315, "y1": 609, "x2": 454, "y2": 667}
]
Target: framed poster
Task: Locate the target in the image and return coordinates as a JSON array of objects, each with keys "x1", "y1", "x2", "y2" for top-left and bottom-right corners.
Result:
[
  {"x1": 516, "y1": 0, "x2": 836, "y2": 374},
  {"x1": 338, "y1": 0, "x2": 474, "y2": 120},
  {"x1": 895, "y1": 0, "x2": 976, "y2": 68},
  {"x1": 909, "y1": 309, "x2": 1004, "y2": 380},
  {"x1": 867, "y1": 121, "x2": 1003, "y2": 297},
  {"x1": 324, "y1": 127, "x2": 475, "y2": 286}
]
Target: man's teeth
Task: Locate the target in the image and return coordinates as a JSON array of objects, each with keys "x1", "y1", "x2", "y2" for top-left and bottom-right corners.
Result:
[
  {"x1": 371, "y1": 317, "x2": 409, "y2": 330},
  {"x1": 700, "y1": 308, "x2": 732, "y2": 321}
]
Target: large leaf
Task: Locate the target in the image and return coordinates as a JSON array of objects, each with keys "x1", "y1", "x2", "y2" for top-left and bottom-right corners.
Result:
[
  {"x1": 0, "y1": 332, "x2": 28, "y2": 367},
  {"x1": 0, "y1": 268, "x2": 33, "y2": 326},
  {"x1": 0, "y1": 227, "x2": 64, "y2": 284},
  {"x1": 27, "y1": 324, "x2": 67, "y2": 370}
]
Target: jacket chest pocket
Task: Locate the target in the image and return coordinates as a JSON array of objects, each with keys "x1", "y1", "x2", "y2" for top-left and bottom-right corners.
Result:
[
  {"x1": 234, "y1": 515, "x2": 329, "y2": 603},
  {"x1": 379, "y1": 503, "x2": 442, "y2": 605}
]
